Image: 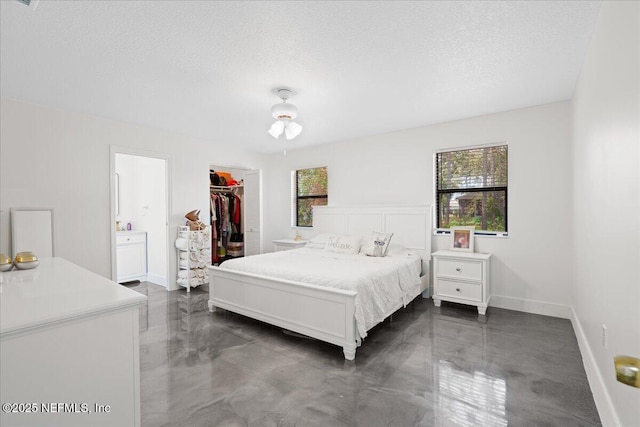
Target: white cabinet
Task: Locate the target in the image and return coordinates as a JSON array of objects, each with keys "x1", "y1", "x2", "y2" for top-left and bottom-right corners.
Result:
[
  {"x1": 273, "y1": 239, "x2": 308, "y2": 252},
  {"x1": 432, "y1": 250, "x2": 492, "y2": 315},
  {"x1": 116, "y1": 232, "x2": 147, "y2": 283},
  {"x1": 1, "y1": 258, "x2": 146, "y2": 427}
]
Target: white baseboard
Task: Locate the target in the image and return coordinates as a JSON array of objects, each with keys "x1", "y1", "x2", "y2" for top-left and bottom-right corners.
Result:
[
  {"x1": 490, "y1": 294, "x2": 573, "y2": 319},
  {"x1": 570, "y1": 307, "x2": 619, "y2": 427},
  {"x1": 147, "y1": 273, "x2": 167, "y2": 287}
]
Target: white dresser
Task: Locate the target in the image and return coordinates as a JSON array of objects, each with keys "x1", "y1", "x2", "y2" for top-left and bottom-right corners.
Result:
[
  {"x1": 273, "y1": 239, "x2": 307, "y2": 252},
  {"x1": 116, "y1": 231, "x2": 147, "y2": 283},
  {"x1": 0, "y1": 257, "x2": 147, "y2": 427},
  {"x1": 432, "y1": 250, "x2": 492, "y2": 315}
]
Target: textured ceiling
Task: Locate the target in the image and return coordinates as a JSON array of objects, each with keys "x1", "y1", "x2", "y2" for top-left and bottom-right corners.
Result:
[{"x1": 0, "y1": 1, "x2": 601, "y2": 153}]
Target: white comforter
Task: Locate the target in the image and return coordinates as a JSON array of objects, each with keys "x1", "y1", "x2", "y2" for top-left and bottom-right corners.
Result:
[{"x1": 219, "y1": 248, "x2": 422, "y2": 338}]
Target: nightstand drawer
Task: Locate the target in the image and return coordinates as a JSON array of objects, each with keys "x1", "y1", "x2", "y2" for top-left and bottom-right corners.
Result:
[
  {"x1": 437, "y1": 279, "x2": 482, "y2": 302},
  {"x1": 437, "y1": 258, "x2": 482, "y2": 281},
  {"x1": 116, "y1": 233, "x2": 146, "y2": 245}
]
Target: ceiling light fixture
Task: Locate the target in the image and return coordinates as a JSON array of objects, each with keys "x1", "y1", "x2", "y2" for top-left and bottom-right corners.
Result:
[{"x1": 268, "y1": 88, "x2": 302, "y2": 142}]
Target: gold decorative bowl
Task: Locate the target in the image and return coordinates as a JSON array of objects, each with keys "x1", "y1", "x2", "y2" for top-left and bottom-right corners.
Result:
[
  {"x1": 14, "y1": 252, "x2": 39, "y2": 270},
  {"x1": 0, "y1": 253, "x2": 12, "y2": 272}
]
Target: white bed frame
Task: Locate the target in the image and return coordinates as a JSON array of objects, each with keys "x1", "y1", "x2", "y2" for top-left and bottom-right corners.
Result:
[{"x1": 207, "y1": 205, "x2": 432, "y2": 360}]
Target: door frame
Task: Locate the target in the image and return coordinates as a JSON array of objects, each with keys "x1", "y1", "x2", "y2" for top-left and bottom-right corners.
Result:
[{"x1": 109, "y1": 145, "x2": 173, "y2": 289}]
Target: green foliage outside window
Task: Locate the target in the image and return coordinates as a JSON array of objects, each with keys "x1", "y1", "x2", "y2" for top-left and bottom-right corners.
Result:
[
  {"x1": 296, "y1": 167, "x2": 328, "y2": 227},
  {"x1": 436, "y1": 145, "x2": 508, "y2": 233}
]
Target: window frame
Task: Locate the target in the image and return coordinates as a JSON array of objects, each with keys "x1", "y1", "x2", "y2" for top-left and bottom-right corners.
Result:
[
  {"x1": 292, "y1": 166, "x2": 328, "y2": 228},
  {"x1": 433, "y1": 143, "x2": 509, "y2": 237}
]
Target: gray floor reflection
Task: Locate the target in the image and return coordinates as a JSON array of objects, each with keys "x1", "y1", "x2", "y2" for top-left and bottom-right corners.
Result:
[
  {"x1": 131, "y1": 282, "x2": 601, "y2": 426},
  {"x1": 436, "y1": 360, "x2": 507, "y2": 427}
]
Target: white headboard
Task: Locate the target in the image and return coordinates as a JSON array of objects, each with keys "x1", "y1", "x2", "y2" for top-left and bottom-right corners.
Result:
[{"x1": 312, "y1": 205, "x2": 432, "y2": 274}]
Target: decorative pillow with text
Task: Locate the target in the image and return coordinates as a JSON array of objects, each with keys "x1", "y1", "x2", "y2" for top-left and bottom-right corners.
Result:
[{"x1": 325, "y1": 234, "x2": 362, "y2": 254}]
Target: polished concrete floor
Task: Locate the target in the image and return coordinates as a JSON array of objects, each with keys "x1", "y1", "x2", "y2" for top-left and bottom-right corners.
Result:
[{"x1": 128, "y1": 282, "x2": 601, "y2": 427}]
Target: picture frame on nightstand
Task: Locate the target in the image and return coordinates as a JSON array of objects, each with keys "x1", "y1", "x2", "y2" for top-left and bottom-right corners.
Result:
[{"x1": 449, "y1": 226, "x2": 475, "y2": 252}]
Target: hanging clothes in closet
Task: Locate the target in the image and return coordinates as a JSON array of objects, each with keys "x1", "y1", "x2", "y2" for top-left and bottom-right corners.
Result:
[{"x1": 210, "y1": 189, "x2": 242, "y2": 264}]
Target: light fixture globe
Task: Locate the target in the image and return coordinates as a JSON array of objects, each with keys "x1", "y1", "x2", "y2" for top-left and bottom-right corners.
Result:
[
  {"x1": 268, "y1": 120, "x2": 285, "y2": 138},
  {"x1": 284, "y1": 121, "x2": 302, "y2": 140}
]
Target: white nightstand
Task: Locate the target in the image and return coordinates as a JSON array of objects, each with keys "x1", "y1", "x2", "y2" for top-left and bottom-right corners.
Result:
[
  {"x1": 273, "y1": 239, "x2": 308, "y2": 252},
  {"x1": 432, "y1": 250, "x2": 492, "y2": 315}
]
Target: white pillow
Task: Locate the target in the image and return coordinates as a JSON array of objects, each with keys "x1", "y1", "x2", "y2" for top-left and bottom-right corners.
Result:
[
  {"x1": 325, "y1": 234, "x2": 361, "y2": 254},
  {"x1": 385, "y1": 243, "x2": 410, "y2": 256},
  {"x1": 360, "y1": 232, "x2": 394, "y2": 257},
  {"x1": 305, "y1": 233, "x2": 331, "y2": 249}
]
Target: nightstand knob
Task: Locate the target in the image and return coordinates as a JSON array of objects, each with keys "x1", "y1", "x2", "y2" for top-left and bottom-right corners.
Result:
[
  {"x1": 456, "y1": 288, "x2": 461, "y2": 292},
  {"x1": 455, "y1": 267, "x2": 461, "y2": 272}
]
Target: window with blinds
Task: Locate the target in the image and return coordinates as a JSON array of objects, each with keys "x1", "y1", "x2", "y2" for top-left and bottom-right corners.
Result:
[
  {"x1": 294, "y1": 166, "x2": 328, "y2": 227},
  {"x1": 435, "y1": 145, "x2": 508, "y2": 233}
]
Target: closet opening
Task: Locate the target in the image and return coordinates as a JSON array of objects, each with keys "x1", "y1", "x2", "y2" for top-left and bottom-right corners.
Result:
[{"x1": 209, "y1": 165, "x2": 262, "y2": 266}]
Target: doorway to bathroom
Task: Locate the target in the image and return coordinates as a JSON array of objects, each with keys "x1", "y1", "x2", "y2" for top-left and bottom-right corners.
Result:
[{"x1": 110, "y1": 147, "x2": 170, "y2": 288}]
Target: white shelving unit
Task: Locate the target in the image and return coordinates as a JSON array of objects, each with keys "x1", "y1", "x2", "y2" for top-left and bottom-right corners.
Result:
[{"x1": 175, "y1": 225, "x2": 211, "y2": 292}]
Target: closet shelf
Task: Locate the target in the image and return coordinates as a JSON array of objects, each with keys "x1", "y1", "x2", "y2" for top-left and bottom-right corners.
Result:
[{"x1": 210, "y1": 184, "x2": 243, "y2": 192}]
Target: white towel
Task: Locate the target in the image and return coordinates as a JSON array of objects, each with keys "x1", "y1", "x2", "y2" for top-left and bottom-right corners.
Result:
[
  {"x1": 179, "y1": 259, "x2": 198, "y2": 269},
  {"x1": 175, "y1": 238, "x2": 188, "y2": 250},
  {"x1": 178, "y1": 270, "x2": 196, "y2": 279},
  {"x1": 177, "y1": 278, "x2": 202, "y2": 287}
]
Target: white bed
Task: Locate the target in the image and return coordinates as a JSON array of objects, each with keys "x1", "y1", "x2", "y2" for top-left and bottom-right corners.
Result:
[{"x1": 207, "y1": 205, "x2": 432, "y2": 360}]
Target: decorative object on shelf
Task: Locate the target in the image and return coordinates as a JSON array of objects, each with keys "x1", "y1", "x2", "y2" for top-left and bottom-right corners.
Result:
[
  {"x1": 175, "y1": 225, "x2": 211, "y2": 292},
  {"x1": 185, "y1": 209, "x2": 206, "y2": 231},
  {"x1": 0, "y1": 253, "x2": 13, "y2": 271},
  {"x1": 14, "y1": 251, "x2": 39, "y2": 270},
  {"x1": 449, "y1": 226, "x2": 475, "y2": 252},
  {"x1": 292, "y1": 227, "x2": 302, "y2": 241},
  {"x1": 268, "y1": 88, "x2": 302, "y2": 155}
]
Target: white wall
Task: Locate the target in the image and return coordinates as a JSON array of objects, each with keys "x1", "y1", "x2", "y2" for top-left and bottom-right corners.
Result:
[
  {"x1": 0, "y1": 98, "x2": 261, "y2": 289},
  {"x1": 263, "y1": 101, "x2": 574, "y2": 317},
  {"x1": 572, "y1": 2, "x2": 640, "y2": 426},
  {"x1": 115, "y1": 153, "x2": 167, "y2": 285}
]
